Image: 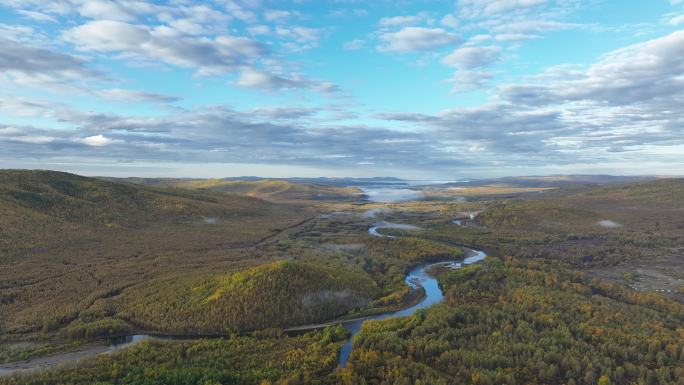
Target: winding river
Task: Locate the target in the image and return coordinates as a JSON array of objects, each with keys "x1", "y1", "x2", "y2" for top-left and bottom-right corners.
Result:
[
  {"x1": 336, "y1": 246, "x2": 486, "y2": 367},
  {"x1": 0, "y1": 220, "x2": 486, "y2": 376}
]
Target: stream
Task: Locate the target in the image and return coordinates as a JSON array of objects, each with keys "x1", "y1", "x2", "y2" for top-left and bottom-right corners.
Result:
[
  {"x1": 0, "y1": 219, "x2": 486, "y2": 376},
  {"x1": 336, "y1": 246, "x2": 486, "y2": 367}
]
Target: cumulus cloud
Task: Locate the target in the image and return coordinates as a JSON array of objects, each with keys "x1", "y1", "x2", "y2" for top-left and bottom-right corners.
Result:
[
  {"x1": 0, "y1": 0, "x2": 77, "y2": 16},
  {"x1": 236, "y1": 67, "x2": 338, "y2": 93},
  {"x1": 77, "y1": 134, "x2": 121, "y2": 146},
  {"x1": 378, "y1": 27, "x2": 460, "y2": 53},
  {"x1": 459, "y1": 0, "x2": 547, "y2": 17},
  {"x1": 670, "y1": 14, "x2": 684, "y2": 25},
  {"x1": 381, "y1": 29, "x2": 684, "y2": 167},
  {"x1": 275, "y1": 26, "x2": 324, "y2": 51},
  {"x1": 500, "y1": 29, "x2": 684, "y2": 106},
  {"x1": 1, "y1": 0, "x2": 682, "y2": 176},
  {"x1": 379, "y1": 14, "x2": 428, "y2": 28},
  {"x1": 0, "y1": 38, "x2": 101, "y2": 86},
  {"x1": 264, "y1": 9, "x2": 292, "y2": 23},
  {"x1": 17, "y1": 10, "x2": 57, "y2": 22},
  {"x1": 78, "y1": 0, "x2": 148, "y2": 21},
  {"x1": 489, "y1": 20, "x2": 577, "y2": 35},
  {"x1": 441, "y1": 1, "x2": 580, "y2": 45},
  {"x1": 443, "y1": 46, "x2": 501, "y2": 68},
  {"x1": 250, "y1": 107, "x2": 318, "y2": 120},
  {"x1": 441, "y1": 15, "x2": 459, "y2": 28},
  {"x1": 0, "y1": 105, "x2": 458, "y2": 171},
  {"x1": 343, "y1": 39, "x2": 365, "y2": 50},
  {"x1": 63, "y1": 20, "x2": 266, "y2": 77},
  {"x1": 447, "y1": 70, "x2": 494, "y2": 92},
  {"x1": 97, "y1": 88, "x2": 180, "y2": 103}
]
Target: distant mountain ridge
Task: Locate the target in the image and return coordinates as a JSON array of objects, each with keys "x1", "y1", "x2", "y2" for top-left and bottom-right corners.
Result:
[{"x1": 440, "y1": 175, "x2": 657, "y2": 188}]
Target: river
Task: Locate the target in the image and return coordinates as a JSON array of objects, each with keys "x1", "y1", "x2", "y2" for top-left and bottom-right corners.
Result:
[
  {"x1": 336, "y1": 246, "x2": 486, "y2": 367},
  {"x1": 1, "y1": 220, "x2": 486, "y2": 376},
  {"x1": 368, "y1": 222, "x2": 419, "y2": 238}
]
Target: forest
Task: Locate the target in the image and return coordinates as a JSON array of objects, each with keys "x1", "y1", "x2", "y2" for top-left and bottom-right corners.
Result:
[
  {"x1": 336, "y1": 258, "x2": 684, "y2": 385},
  {"x1": 1, "y1": 327, "x2": 349, "y2": 385},
  {"x1": 2, "y1": 171, "x2": 684, "y2": 384},
  {"x1": 114, "y1": 260, "x2": 381, "y2": 333}
]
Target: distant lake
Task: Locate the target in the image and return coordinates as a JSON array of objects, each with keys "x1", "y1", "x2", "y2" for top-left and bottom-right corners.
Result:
[
  {"x1": 360, "y1": 185, "x2": 423, "y2": 202},
  {"x1": 359, "y1": 180, "x2": 456, "y2": 202}
]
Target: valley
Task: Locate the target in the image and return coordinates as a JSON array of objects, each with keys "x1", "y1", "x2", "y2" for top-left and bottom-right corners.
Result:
[{"x1": 1, "y1": 171, "x2": 684, "y2": 385}]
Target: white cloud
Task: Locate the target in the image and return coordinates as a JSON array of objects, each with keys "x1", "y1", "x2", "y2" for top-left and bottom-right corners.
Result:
[
  {"x1": 490, "y1": 20, "x2": 577, "y2": 34},
  {"x1": 379, "y1": 14, "x2": 427, "y2": 27},
  {"x1": 97, "y1": 88, "x2": 180, "y2": 103},
  {"x1": 160, "y1": 5, "x2": 231, "y2": 35},
  {"x1": 275, "y1": 26, "x2": 323, "y2": 51},
  {"x1": 501, "y1": 29, "x2": 684, "y2": 106},
  {"x1": 448, "y1": 70, "x2": 494, "y2": 92},
  {"x1": 459, "y1": 0, "x2": 547, "y2": 17},
  {"x1": 378, "y1": 27, "x2": 460, "y2": 53},
  {"x1": 78, "y1": 0, "x2": 143, "y2": 21},
  {"x1": 11, "y1": 135, "x2": 57, "y2": 144},
  {"x1": 77, "y1": 134, "x2": 121, "y2": 146},
  {"x1": 236, "y1": 67, "x2": 337, "y2": 93},
  {"x1": 440, "y1": 15, "x2": 459, "y2": 28},
  {"x1": 0, "y1": 38, "x2": 101, "y2": 87},
  {"x1": 63, "y1": 20, "x2": 266, "y2": 77},
  {"x1": 264, "y1": 10, "x2": 291, "y2": 22},
  {"x1": 16, "y1": 10, "x2": 57, "y2": 22},
  {"x1": 343, "y1": 39, "x2": 365, "y2": 50},
  {"x1": 495, "y1": 33, "x2": 540, "y2": 41},
  {"x1": 443, "y1": 46, "x2": 501, "y2": 68},
  {"x1": 669, "y1": 14, "x2": 684, "y2": 25},
  {"x1": 222, "y1": 0, "x2": 258, "y2": 24},
  {"x1": 247, "y1": 25, "x2": 270, "y2": 35}
]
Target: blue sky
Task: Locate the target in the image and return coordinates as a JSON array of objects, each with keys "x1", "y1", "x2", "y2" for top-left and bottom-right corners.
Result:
[{"x1": 1, "y1": 0, "x2": 684, "y2": 179}]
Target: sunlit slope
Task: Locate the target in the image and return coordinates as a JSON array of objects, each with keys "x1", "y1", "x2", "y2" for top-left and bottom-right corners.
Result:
[
  {"x1": 116, "y1": 260, "x2": 381, "y2": 333},
  {"x1": 477, "y1": 178, "x2": 684, "y2": 231},
  {"x1": 113, "y1": 177, "x2": 363, "y2": 202},
  {"x1": 441, "y1": 178, "x2": 684, "y2": 266},
  {"x1": 0, "y1": 170, "x2": 313, "y2": 335}
]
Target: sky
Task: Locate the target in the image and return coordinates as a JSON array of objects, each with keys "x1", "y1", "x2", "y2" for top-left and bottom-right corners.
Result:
[{"x1": 1, "y1": 0, "x2": 683, "y2": 179}]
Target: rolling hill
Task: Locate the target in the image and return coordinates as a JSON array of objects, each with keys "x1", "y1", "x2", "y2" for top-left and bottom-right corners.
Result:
[
  {"x1": 0, "y1": 170, "x2": 309, "y2": 256},
  {"x1": 0, "y1": 170, "x2": 314, "y2": 336},
  {"x1": 115, "y1": 260, "x2": 381, "y2": 333},
  {"x1": 108, "y1": 177, "x2": 364, "y2": 203}
]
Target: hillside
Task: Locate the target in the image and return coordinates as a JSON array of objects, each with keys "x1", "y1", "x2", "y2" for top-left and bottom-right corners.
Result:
[
  {"x1": 0, "y1": 170, "x2": 309, "y2": 255},
  {"x1": 475, "y1": 178, "x2": 684, "y2": 235},
  {"x1": 115, "y1": 260, "x2": 381, "y2": 333},
  {"x1": 423, "y1": 178, "x2": 684, "y2": 297},
  {"x1": 110, "y1": 177, "x2": 364, "y2": 203},
  {"x1": 443, "y1": 175, "x2": 656, "y2": 189},
  {"x1": 0, "y1": 170, "x2": 314, "y2": 337},
  {"x1": 337, "y1": 258, "x2": 684, "y2": 385}
]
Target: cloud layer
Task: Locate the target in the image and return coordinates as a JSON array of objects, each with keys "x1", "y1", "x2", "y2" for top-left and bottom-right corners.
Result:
[{"x1": 1, "y1": 1, "x2": 683, "y2": 177}]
